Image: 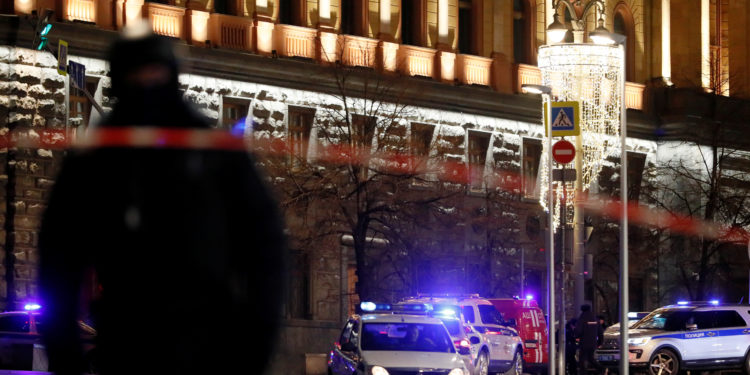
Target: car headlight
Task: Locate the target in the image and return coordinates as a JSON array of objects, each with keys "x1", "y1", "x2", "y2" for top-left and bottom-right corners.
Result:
[
  {"x1": 448, "y1": 369, "x2": 466, "y2": 375},
  {"x1": 371, "y1": 366, "x2": 390, "y2": 375},
  {"x1": 627, "y1": 337, "x2": 650, "y2": 345}
]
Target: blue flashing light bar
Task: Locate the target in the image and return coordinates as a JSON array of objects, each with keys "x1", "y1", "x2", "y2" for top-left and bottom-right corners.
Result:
[
  {"x1": 525, "y1": 294, "x2": 534, "y2": 300},
  {"x1": 436, "y1": 308, "x2": 456, "y2": 317},
  {"x1": 676, "y1": 301, "x2": 689, "y2": 305},
  {"x1": 710, "y1": 300, "x2": 720, "y2": 305},
  {"x1": 24, "y1": 303, "x2": 41, "y2": 311}
]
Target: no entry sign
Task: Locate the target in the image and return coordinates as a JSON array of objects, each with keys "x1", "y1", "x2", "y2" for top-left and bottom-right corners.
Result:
[{"x1": 552, "y1": 140, "x2": 575, "y2": 164}]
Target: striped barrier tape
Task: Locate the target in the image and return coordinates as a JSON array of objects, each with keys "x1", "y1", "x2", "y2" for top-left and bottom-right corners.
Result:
[{"x1": 1, "y1": 126, "x2": 747, "y2": 245}]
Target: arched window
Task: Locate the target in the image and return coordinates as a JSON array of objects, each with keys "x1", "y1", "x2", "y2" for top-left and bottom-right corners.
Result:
[
  {"x1": 613, "y1": 3, "x2": 635, "y2": 81},
  {"x1": 513, "y1": 0, "x2": 535, "y2": 64}
]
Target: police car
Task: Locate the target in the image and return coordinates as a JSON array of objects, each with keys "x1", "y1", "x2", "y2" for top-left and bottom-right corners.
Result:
[
  {"x1": 402, "y1": 295, "x2": 523, "y2": 375},
  {"x1": 595, "y1": 301, "x2": 750, "y2": 375},
  {"x1": 328, "y1": 302, "x2": 471, "y2": 375},
  {"x1": 396, "y1": 299, "x2": 486, "y2": 375}
]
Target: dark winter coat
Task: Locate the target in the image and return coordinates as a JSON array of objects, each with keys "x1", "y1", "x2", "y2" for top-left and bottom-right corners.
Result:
[
  {"x1": 574, "y1": 310, "x2": 604, "y2": 351},
  {"x1": 38, "y1": 33, "x2": 286, "y2": 375}
]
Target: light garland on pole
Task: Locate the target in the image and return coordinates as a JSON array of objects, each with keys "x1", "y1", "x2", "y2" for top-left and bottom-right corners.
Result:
[{"x1": 537, "y1": 44, "x2": 624, "y2": 232}]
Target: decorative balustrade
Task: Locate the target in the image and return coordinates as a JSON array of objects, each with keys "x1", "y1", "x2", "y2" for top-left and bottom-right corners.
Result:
[
  {"x1": 341, "y1": 35, "x2": 379, "y2": 68},
  {"x1": 274, "y1": 24, "x2": 316, "y2": 59},
  {"x1": 625, "y1": 82, "x2": 645, "y2": 110},
  {"x1": 143, "y1": 3, "x2": 185, "y2": 40},
  {"x1": 456, "y1": 54, "x2": 492, "y2": 86},
  {"x1": 63, "y1": 0, "x2": 95, "y2": 23},
  {"x1": 208, "y1": 14, "x2": 254, "y2": 51},
  {"x1": 515, "y1": 64, "x2": 543, "y2": 93},
  {"x1": 397, "y1": 45, "x2": 436, "y2": 78}
]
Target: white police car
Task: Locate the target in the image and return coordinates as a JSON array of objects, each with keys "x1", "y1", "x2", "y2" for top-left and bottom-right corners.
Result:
[
  {"x1": 595, "y1": 301, "x2": 750, "y2": 375},
  {"x1": 328, "y1": 302, "x2": 470, "y2": 375}
]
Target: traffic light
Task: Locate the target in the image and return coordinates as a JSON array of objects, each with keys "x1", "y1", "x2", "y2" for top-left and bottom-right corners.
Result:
[{"x1": 33, "y1": 9, "x2": 54, "y2": 51}]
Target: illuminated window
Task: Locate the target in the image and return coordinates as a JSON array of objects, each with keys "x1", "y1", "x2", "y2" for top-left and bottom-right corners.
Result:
[
  {"x1": 221, "y1": 97, "x2": 249, "y2": 131},
  {"x1": 467, "y1": 130, "x2": 491, "y2": 190},
  {"x1": 522, "y1": 138, "x2": 542, "y2": 198},
  {"x1": 287, "y1": 106, "x2": 315, "y2": 162}
]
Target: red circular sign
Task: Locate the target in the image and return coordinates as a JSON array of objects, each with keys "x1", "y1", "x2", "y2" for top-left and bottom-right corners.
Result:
[{"x1": 552, "y1": 140, "x2": 576, "y2": 164}]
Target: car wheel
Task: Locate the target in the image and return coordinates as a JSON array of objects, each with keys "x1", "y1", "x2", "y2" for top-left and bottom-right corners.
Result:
[
  {"x1": 476, "y1": 351, "x2": 489, "y2": 375},
  {"x1": 504, "y1": 350, "x2": 522, "y2": 375},
  {"x1": 649, "y1": 349, "x2": 679, "y2": 375}
]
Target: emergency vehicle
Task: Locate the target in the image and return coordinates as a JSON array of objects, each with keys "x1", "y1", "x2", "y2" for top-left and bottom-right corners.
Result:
[{"x1": 487, "y1": 297, "x2": 548, "y2": 374}]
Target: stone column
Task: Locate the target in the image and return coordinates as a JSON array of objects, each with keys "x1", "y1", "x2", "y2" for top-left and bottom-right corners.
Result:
[
  {"x1": 186, "y1": 9, "x2": 209, "y2": 46},
  {"x1": 254, "y1": 0, "x2": 274, "y2": 55}
]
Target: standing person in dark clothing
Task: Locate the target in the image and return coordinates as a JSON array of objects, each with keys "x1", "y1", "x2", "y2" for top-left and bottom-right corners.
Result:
[
  {"x1": 574, "y1": 305, "x2": 603, "y2": 375},
  {"x1": 38, "y1": 21, "x2": 286, "y2": 375},
  {"x1": 565, "y1": 318, "x2": 579, "y2": 375}
]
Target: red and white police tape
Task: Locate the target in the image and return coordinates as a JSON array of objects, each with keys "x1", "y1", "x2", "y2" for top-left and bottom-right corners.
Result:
[{"x1": 2, "y1": 126, "x2": 748, "y2": 245}]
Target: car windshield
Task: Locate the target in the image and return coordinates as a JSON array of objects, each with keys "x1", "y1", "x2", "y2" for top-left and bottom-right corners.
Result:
[
  {"x1": 361, "y1": 323, "x2": 455, "y2": 353},
  {"x1": 478, "y1": 305, "x2": 504, "y2": 325},
  {"x1": 439, "y1": 318, "x2": 460, "y2": 336},
  {"x1": 632, "y1": 309, "x2": 692, "y2": 331}
]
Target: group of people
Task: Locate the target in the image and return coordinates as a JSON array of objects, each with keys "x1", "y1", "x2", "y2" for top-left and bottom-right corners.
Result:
[{"x1": 563, "y1": 305, "x2": 607, "y2": 375}]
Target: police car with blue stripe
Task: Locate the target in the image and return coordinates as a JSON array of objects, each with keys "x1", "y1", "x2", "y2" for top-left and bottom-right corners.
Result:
[{"x1": 596, "y1": 301, "x2": 750, "y2": 375}]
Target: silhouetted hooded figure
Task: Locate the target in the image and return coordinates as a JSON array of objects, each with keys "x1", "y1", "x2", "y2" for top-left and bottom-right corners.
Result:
[
  {"x1": 574, "y1": 305, "x2": 603, "y2": 375},
  {"x1": 38, "y1": 22, "x2": 286, "y2": 375}
]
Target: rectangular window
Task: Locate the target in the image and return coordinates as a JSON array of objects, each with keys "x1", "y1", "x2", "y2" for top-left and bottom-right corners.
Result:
[
  {"x1": 522, "y1": 138, "x2": 542, "y2": 198},
  {"x1": 458, "y1": 0, "x2": 473, "y2": 54},
  {"x1": 287, "y1": 250, "x2": 311, "y2": 319},
  {"x1": 69, "y1": 78, "x2": 99, "y2": 139},
  {"x1": 221, "y1": 97, "x2": 250, "y2": 131},
  {"x1": 410, "y1": 123, "x2": 435, "y2": 172},
  {"x1": 468, "y1": 130, "x2": 491, "y2": 190},
  {"x1": 627, "y1": 152, "x2": 646, "y2": 202},
  {"x1": 287, "y1": 106, "x2": 315, "y2": 162}
]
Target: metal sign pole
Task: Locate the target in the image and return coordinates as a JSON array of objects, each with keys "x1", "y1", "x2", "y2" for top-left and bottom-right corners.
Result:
[{"x1": 546, "y1": 95, "x2": 556, "y2": 375}]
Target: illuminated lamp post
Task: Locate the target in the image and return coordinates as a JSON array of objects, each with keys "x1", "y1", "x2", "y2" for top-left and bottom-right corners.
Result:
[
  {"x1": 588, "y1": 28, "x2": 629, "y2": 375},
  {"x1": 538, "y1": 1, "x2": 626, "y2": 374},
  {"x1": 521, "y1": 83, "x2": 555, "y2": 375}
]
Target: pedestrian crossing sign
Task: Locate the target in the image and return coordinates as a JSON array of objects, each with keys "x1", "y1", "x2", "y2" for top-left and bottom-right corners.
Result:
[{"x1": 544, "y1": 101, "x2": 580, "y2": 137}]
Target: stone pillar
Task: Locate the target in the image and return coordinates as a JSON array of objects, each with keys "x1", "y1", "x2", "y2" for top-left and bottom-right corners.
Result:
[
  {"x1": 435, "y1": 49, "x2": 455, "y2": 83},
  {"x1": 115, "y1": 0, "x2": 144, "y2": 29},
  {"x1": 317, "y1": 29, "x2": 338, "y2": 63},
  {"x1": 378, "y1": 40, "x2": 399, "y2": 72},
  {"x1": 97, "y1": 0, "x2": 116, "y2": 29},
  {"x1": 186, "y1": 9, "x2": 209, "y2": 46},
  {"x1": 670, "y1": 0, "x2": 704, "y2": 88},
  {"x1": 491, "y1": 52, "x2": 513, "y2": 94}
]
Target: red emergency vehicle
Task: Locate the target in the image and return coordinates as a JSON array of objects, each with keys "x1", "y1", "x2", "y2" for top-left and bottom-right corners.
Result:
[{"x1": 488, "y1": 298, "x2": 548, "y2": 373}]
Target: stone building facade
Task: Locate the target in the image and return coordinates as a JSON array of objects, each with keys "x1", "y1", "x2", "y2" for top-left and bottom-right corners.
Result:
[{"x1": 0, "y1": 0, "x2": 749, "y2": 374}]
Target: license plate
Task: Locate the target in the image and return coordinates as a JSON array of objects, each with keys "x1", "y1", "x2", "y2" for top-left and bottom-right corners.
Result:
[{"x1": 598, "y1": 354, "x2": 619, "y2": 362}]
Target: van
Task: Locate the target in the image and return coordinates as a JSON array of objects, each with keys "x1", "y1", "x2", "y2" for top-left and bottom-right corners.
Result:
[{"x1": 487, "y1": 298, "x2": 548, "y2": 374}]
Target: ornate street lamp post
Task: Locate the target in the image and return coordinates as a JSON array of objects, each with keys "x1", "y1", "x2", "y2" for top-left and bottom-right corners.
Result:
[{"x1": 538, "y1": 1, "x2": 628, "y2": 374}]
